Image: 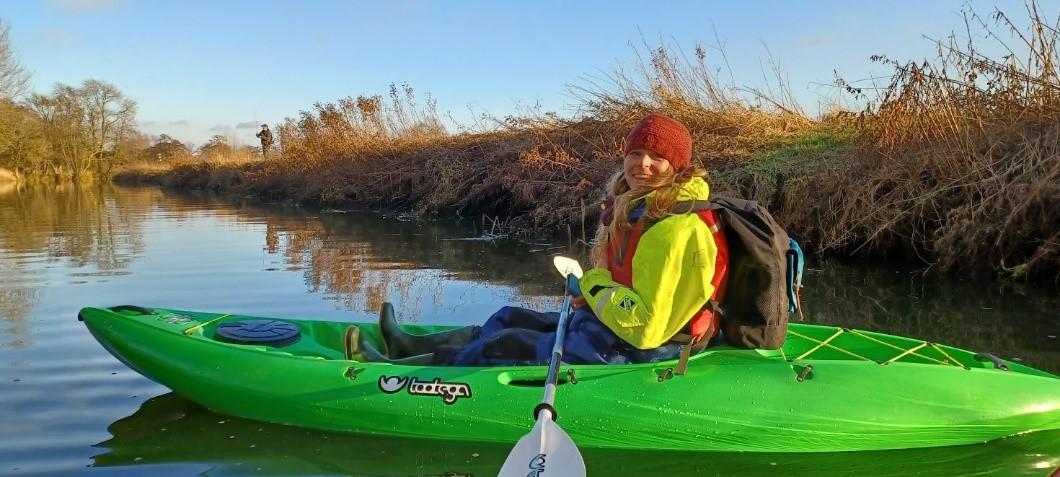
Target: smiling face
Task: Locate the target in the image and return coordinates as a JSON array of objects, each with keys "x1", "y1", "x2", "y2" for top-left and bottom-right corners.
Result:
[{"x1": 623, "y1": 148, "x2": 673, "y2": 190}]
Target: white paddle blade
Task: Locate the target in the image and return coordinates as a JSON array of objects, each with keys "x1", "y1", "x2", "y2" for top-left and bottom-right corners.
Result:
[
  {"x1": 552, "y1": 255, "x2": 584, "y2": 279},
  {"x1": 498, "y1": 414, "x2": 586, "y2": 477}
]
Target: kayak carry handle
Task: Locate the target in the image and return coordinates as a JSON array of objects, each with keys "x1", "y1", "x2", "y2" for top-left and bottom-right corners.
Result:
[
  {"x1": 974, "y1": 353, "x2": 1010, "y2": 371},
  {"x1": 110, "y1": 305, "x2": 156, "y2": 315},
  {"x1": 796, "y1": 365, "x2": 814, "y2": 382}
]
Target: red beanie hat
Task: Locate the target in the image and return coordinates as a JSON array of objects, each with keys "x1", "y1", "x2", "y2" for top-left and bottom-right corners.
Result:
[{"x1": 623, "y1": 113, "x2": 693, "y2": 170}]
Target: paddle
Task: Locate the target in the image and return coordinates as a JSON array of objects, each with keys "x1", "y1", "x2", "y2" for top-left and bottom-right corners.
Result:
[{"x1": 497, "y1": 256, "x2": 587, "y2": 477}]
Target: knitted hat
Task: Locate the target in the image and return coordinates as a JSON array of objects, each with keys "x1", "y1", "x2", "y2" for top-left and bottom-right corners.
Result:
[{"x1": 623, "y1": 113, "x2": 692, "y2": 170}]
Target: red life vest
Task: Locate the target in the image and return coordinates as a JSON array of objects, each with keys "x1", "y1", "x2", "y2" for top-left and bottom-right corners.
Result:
[{"x1": 605, "y1": 209, "x2": 729, "y2": 341}]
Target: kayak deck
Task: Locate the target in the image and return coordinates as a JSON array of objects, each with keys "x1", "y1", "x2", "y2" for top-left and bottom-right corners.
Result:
[
  {"x1": 79, "y1": 305, "x2": 1060, "y2": 452},
  {"x1": 155, "y1": 305, "x2": 1051, "y2": 377}
]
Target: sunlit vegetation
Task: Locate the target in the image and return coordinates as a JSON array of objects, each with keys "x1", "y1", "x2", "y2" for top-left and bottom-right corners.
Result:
[
  {"x1": 783, "y1": 2, "x2": 1060, "y2": 281},
  {"x1": 2, "y1": 3, "x2": 1058, "y2": 282},
  {"x1": 278, "y1": 82, "x2": 447, "y2": 167}
]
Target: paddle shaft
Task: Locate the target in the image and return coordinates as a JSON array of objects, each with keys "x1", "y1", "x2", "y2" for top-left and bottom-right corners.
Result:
[
  {"x1": 499, "y1": 268, "x2": 586, "y2": 477},
  {"x1": 537, "y1": 279, "x2": 574, "y2": 419}
]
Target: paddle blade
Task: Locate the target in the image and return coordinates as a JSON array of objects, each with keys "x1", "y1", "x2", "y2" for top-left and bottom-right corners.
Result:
[
  {"x1": 553, "y1": 255, "x2": 583, "y2": 279},
  {"x1": 498, "y1": 414, "x2": 586, "y2": 477}
]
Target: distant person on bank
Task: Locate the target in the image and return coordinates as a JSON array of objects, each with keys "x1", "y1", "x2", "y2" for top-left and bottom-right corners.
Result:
[{"x1": 256, "y1": 124, "x2": 274, "y2": 158}]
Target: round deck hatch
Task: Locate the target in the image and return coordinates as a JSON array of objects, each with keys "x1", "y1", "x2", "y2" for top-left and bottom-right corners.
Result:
[{"x1": 215, "y1": 319, "x2": 301, "y2": 347}]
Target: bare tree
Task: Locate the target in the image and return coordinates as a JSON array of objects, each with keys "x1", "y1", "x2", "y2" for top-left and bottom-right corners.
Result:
[
  {"x1": 142, "y1": 134, "x2": 192, "y2": 162},
  {"x1": 197, "y1": 134, "x2": 233, "y2": 157},
  {"x1": 81, "y1": 79, "x2": 137, "y2": 163},
  {"x1": 26, "y1": 80, "x2": 139, "y2": 177},
  {"x1": 27, "y1": 87, "x2": 89, "y2": 176},
  {"x1": 0, "y1": 99, "x2": 48, "y2": 175},
  {"x1": 0, "y1": 18, "x2": 31, "y2": 100}
]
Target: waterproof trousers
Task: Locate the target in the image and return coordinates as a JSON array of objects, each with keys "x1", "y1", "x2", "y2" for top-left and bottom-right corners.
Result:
[{"x1": 448, "y1": 306, "x2": 686, "y2": 366}]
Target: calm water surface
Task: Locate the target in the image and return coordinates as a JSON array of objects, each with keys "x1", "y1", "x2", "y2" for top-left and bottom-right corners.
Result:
[{"x1": 1, "y1": 183, "x2": 1057, "y2": 476}]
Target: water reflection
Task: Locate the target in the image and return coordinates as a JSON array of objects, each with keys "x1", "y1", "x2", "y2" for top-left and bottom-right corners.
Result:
[
  {"x1": 161, "y1": 193, "x2": 561, "y2": 320},
  {"x1": 0, "y1": 184, "x2": 160, "y2": 349},
  {"x1": 94, "y1": 393, "x2": 1060, "y2": 477},
  {"x1": 0, "y1": 184, "x2": 558, "y2": 325},
  {"x1": 0, "y1": 185, "x2": 1056, "y2": 372},
  {"x1": 0, "y1": 182, "x2": 151, "y2": 271}
]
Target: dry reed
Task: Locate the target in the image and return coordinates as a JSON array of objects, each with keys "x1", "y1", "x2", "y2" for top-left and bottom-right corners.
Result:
[{"x1": 785, "y1": 1, "x2": 1060, "y2": 281}]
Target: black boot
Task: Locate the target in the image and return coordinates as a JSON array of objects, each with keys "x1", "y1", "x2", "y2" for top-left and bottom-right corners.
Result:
[
  {"x1": 347, "y1": 327, "x2": 437, "y2": 365},
  {"x1": 378, "y1": 302, "x2": 481, "y2": 358}
]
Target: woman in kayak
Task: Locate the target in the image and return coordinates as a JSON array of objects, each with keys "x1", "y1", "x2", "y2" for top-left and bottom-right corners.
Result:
[{"x1": 350, "y1": 112, "x2": 728, "y2": 366}]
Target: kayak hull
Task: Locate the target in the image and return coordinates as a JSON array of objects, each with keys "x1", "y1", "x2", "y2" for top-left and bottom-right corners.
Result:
[
  {"x1": 92, "y1": 392, "x2": 1060, "y2": 476},
  {"x1": 79, "y1": 305, "x2": 1060, "y2": 452}
]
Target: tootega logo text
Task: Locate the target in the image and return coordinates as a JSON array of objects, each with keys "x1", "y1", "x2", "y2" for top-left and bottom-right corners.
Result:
[{"x1": 378, "y1": 375, "x2": 473, "y2": 404}]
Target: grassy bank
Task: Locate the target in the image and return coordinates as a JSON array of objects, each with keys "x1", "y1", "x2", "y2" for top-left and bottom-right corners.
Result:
[{"x1": 116, "y1": 4, "x2": 1059, "y2": 283}]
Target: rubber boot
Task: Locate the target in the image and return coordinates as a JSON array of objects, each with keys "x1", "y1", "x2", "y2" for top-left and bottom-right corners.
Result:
[
  {"x1": 343, "y1": 325, "x2": 360, "y2": 360},
  {"x1": 378, "y1": 302, "x2": 481, "y2": 358},
  {"x1": 350, "y1": 329, "x2": 436, "y2": 365}
]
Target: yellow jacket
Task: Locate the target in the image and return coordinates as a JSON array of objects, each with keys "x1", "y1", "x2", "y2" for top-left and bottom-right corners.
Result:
[{"x1": 579, "y1": 176, "x2": 721, "y2": 349}]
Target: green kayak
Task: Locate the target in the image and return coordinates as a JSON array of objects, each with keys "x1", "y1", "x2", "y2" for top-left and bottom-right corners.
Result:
[{"x1": 78, "y1": 304, "x2": 1060, "y2": 453}]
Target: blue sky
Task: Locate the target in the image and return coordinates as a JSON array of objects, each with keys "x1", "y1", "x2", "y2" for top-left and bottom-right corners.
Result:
[{"x1": 3, "y1": 0, "x2": 1050, "y2": 148}]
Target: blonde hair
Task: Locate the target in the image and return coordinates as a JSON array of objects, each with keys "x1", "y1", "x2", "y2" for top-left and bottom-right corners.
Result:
[{"x1": 590, "y1": 164, "x2": 708, "y2": 267}]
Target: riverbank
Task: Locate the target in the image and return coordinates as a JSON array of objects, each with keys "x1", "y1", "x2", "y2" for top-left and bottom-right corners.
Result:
[
  {"x1": 115, "y1": 102, "x2": 1058, "y2": 284},
  {"x1": 113, "y1": 7, "x2": 1060, "y2": 283}
]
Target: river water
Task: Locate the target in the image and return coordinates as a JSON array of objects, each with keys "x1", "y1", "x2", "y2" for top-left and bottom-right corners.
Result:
[{"x1": 1, "y1": 183, "x2": 1057, "y2": 476}]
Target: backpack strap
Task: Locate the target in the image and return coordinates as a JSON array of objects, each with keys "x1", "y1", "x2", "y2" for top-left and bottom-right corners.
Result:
[
  {"x1": 670, "y1": 332, "x2": 712, "y2": 375},
  {"x1": 670, "y1": 300, "x2": 721, "y2": 375},
  {"x1": 672, "y1": 200, "x2": 712, "y2": 215}
]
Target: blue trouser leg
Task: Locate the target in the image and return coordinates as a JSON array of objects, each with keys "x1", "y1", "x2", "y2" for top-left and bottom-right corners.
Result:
[
  {"x1": 451, "y1": 307, "x2": 556, "y2": 366},
  {"x1": 479, "y1": 306, "x2": 558, "y2": 335},
  {"x1": 449, "y1": 306, "x2": 686, "y2": 366}
]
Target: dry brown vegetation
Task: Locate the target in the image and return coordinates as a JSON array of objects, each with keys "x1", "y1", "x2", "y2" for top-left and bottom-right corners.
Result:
[
  {"x1": 277, "y1": 83, "x2": 447, "y2": 167},
  {"x1": 784, "y1": 2, "x2": 1060, "y2": 281},
  {"x1": 130, "y1": 2, "x2": 1059, "y2": 283}
]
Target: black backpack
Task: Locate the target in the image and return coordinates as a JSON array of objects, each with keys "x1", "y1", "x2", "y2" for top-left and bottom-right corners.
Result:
[{"x1": 676, "y1": 197, "x2": 804, "y2": 349}]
